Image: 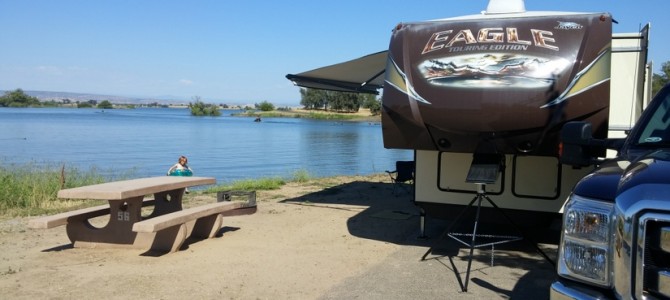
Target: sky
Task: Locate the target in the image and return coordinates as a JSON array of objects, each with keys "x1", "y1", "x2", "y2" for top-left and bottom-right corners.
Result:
[{"x1": 1, "y1": 0, "x2": 668, "y2": 106}]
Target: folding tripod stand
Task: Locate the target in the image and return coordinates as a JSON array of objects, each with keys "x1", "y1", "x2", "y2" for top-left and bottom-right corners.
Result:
[{"x1": 420, "y1": 154, "x2": 554, "y2": 292}]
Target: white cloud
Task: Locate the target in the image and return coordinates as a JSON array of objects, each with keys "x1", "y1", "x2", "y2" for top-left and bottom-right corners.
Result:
[
  {"x1": 35, "y1": 65, "x2": 63, "y2": 76},
  {"x1": 179, "y1": 79, "x2": 193, "y2": 85}
]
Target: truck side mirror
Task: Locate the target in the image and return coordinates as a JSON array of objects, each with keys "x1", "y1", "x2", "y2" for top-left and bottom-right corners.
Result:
[{"x1": 560, "y1": 122, "x2": 595, "y2": 167}]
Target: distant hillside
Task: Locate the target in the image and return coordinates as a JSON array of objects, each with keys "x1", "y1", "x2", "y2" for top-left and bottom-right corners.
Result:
[
  {"x1": 0, "y1": 89, "x2": 287, "y2": 108},
  {"x1": 0, "y1": 90, "x2": 189, "y2": 105}
]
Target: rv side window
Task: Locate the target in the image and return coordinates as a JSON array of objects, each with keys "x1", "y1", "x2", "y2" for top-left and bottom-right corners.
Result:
[{"x1": 636, "y1": 91, "x2": 670, "y2": 145}]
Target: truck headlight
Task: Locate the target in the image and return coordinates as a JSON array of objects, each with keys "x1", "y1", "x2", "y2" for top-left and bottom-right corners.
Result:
[{"x1": 558, "y1": 194, "x2": 614, "y2": 287}]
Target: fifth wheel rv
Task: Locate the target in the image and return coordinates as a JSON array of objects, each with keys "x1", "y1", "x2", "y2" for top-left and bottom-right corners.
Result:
[{"x1": 286, "y1": 1, "x2": 651, "y2": 233}]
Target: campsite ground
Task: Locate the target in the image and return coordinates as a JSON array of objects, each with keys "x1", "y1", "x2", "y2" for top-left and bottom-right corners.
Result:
[{"x1": 0, "y1": 173, "x2": 558, "y2": 299}]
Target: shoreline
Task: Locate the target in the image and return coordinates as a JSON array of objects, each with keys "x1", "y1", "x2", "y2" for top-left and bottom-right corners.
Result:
[{"x1": 234, "y1": 108, "x2": 381, "y2": 123}]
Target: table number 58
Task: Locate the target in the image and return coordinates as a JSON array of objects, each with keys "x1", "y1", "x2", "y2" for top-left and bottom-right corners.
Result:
[{"x1": 117, "y1": 211, "x2": 130, "y2": 221}]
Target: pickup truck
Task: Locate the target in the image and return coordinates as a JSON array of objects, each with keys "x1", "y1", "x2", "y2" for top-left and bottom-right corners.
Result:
[{"x1": 551, "y1": 82, "x2": 670, "y2": 299}]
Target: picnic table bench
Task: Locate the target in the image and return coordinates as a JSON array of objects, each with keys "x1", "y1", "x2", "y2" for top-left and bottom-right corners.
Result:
[{"x1": 28, "y1": 176, "x2": 257, "y2": 253}]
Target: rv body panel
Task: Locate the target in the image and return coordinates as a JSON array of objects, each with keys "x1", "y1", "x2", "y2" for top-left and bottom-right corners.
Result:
[
  {"x1": 413, "y1": 25, "x2": 650, "y2": 215},
  {"x1": 608, "y1": 25, "x2": 650, "y2": 137},
  {"x1": 415, "y1": 150, "x2": 593, "y2": 213}
]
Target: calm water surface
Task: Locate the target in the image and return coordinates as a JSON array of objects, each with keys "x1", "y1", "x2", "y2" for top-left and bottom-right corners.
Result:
[{"x1": 0, "y1": 107, "x2": 412, "y2": 184}]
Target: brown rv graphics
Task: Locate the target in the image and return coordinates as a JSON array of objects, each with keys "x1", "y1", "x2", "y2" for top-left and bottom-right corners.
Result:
[{"x1": 381, "y1": 13, "x2": 612, "y2": 156}]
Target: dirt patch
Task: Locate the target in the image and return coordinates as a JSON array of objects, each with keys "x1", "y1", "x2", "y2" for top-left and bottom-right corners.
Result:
[
  {"x1": 0, "y1": 174, "x2": 420, "y2": 299},
  {"x1": 0, "y1": 173, "x2": 558, "y2": 299}
]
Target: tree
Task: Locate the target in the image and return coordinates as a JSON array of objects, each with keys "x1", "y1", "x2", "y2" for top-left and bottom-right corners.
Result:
[
  {"x1": 0, "y1": 89, "x2": 41, "y2": 107},
  {"x1": 300, "y1": 88, "x2": 328, "y2": 110},
  {"x1": 299, "y1": 88, "x2": 374, "y2": 113},
  {"x1": 361, "y1": 94, "x2": 382, "y2": 115},
  {"x1": 189, "y1": 96, "x2": 221, "y2": 116},
  {"x1": 256, "y1": 101, "x2": 275, "y2": 111},
  {"x1": 97, "y1": 100, "x2": 113, "y2": 109},
  {"x1": 652, "y1": 61, "x2": 670, "y2": 96},
  {"x1": 328, "y1": 91, "x2": 360, "y2": 112}
]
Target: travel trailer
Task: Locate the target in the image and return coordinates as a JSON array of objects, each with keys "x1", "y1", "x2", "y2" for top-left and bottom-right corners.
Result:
[{"x1": 286, "y1": 0, "x2": 651, "y2": 233}]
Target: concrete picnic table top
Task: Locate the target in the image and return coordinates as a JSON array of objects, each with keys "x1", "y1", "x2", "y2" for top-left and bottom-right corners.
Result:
[{"x1": 57, "y1": 176, "x2": 216, "y2": 200}]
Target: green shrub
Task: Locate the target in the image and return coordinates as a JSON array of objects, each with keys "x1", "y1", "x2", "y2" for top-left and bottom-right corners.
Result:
[
  {"x1": 189, "y1": 100, "x2": 221, "y2": 116},
  {"x1": 0, "y1": 89, "x2": 41, "y2": 107},
  {"x1": 97, "y1": 100, "x2": 113, "y2": 109},
  {"x1": 291, "y1": 169, "x2": 311, "y2": 183},
  {"x1": 256, "y1": 101, "x2": 275, "y2": 111}
]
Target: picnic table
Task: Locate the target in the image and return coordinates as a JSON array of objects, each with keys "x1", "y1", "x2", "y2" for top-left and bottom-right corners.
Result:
[{"x1": 28, "y1": 176, "x2": 256, "y2": 253}]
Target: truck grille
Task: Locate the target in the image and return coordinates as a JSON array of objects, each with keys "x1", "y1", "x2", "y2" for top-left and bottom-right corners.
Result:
[{"x1": 641, "y1": 217, "x2": 670, "y2": 299}]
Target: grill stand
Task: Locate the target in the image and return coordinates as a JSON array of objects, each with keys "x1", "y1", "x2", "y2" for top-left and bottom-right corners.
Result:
[{"x1": 420, "y1": 183, "x2": 555, "y2": 292}]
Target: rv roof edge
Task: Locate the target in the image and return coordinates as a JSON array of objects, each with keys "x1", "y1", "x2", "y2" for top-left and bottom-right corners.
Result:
[{"x1": 485, "y1": 0, "x2": 526, "y2": 15}]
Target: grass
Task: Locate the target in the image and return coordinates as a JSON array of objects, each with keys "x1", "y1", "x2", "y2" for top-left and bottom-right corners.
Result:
[
  {"x1": 204, "y1": 177, "x2": 286, "y2": 193},
  {"x1": 291, "y1": 169, "x2": 311, "y2": 183},
  {"x1": 0, "y1": 163, "x2": 115, "y2": 216},
  {"x1": 201, "y1": 169, "x2": 313, "y2": 194},
  {"x1": 0, "y1": 164, "x2": 314, "y2": 216}
]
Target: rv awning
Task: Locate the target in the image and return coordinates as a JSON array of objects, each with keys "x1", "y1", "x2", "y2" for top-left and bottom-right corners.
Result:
[{"x1": 286, "y1": 50, "x2": 387, "y2": 94}]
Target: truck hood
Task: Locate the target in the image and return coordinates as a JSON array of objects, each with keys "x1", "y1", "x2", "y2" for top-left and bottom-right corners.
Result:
[{"x1": 573, "y1": 149, "x2": 670, "y2": 201}]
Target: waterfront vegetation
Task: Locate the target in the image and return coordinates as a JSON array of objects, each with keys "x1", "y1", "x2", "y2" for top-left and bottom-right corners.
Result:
[
  {"x1": 234, "y1": 109, "x2": 374, "y2": 121},
  {"x1": 189, "y1": 97, "x2": 221, "y2": 116},
  {"x1": 0, "y1": 163, "x2": 313, "y2": 216},
  {"x1": 0, "y1": 89, "x2": 41, "y2": 107},
  {"x1": 299, "y1": 88, "x2": 380, "y2": 114},
  {"x1": 1, "y1": 87, "x2": 383, "y2": 122}
]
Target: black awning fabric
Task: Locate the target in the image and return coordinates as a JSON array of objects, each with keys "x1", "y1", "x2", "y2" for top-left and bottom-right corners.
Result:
[{"x1": 286, "y1": 51, "x2": 387, "y2": 94}]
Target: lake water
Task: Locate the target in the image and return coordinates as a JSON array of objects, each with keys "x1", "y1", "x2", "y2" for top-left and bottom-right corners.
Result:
[{"x1": 0, "y1": 107, "x2": 412, "y2": 184}]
